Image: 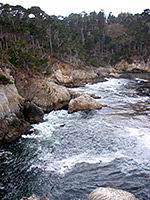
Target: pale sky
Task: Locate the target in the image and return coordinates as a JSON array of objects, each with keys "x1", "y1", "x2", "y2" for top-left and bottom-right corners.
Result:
[{"x1": 0, "y1": 0, "x2": 149, "y2": 17}]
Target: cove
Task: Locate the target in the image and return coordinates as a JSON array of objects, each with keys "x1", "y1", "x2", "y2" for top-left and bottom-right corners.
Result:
[{"x1": 0, "y1": 74, "x2": 150, "y2": 200}]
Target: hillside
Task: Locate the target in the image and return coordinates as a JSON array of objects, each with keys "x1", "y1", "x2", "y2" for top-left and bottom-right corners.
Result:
[{"x1": 0, "y1": 3, "x2": 150, "y2": 73}]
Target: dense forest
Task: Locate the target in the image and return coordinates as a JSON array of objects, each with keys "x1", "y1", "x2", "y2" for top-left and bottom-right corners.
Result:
[{"x1": 0, "y1": 3, "x2": 150, "y2": 73}]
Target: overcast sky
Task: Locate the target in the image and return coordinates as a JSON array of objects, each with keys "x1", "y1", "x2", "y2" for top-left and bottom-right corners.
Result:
[{"x1": 0, "y1": 0, "x2": 149, "y2": 17}]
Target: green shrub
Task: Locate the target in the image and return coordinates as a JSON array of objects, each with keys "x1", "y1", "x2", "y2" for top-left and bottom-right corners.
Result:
[{"x1": 0, "y1": 74, "x2": 13, "y2": 84}]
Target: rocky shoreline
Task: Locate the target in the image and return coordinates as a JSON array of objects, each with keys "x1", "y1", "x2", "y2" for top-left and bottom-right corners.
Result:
[
  {"x1": 1, "y1": 60, "x2": 149, "y2": 200},
  {"x1": 0, "y1": 65, "x2": 107, "y2": 144},
  {"x1": 0, "y1": 59, "x2": 150, "y2": 144}
]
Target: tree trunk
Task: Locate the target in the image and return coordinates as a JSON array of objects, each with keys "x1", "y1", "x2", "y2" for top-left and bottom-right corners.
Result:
[
  {"x1": 49, "y1": 25, "x2": 53, "y2": 56},
  {"x1": 81, "y1": 26, "x2": 85, "y2": 45}
]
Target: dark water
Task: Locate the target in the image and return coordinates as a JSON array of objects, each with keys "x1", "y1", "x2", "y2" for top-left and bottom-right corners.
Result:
[{"x1": 1, "y1": 74, "x2": 150, "y2": 200}]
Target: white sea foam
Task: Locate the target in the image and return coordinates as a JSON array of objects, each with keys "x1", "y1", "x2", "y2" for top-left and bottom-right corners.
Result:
[
  {"x1": 41, "y1": 151, "x2": 125, "y2": 175},
  {"x1": 22, "y1": 123, "x2": 54, "y2": 139},
  {"x1": 127, "y1": 127, "x2": 150, "y2": 149}
]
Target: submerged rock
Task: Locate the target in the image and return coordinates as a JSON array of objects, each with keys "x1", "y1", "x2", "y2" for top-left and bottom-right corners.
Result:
[
  {"x1": 87, "y1": 187, "x2": 138, "y2": 200},
  {"x1": 21, "y1": 194, "x2": 51, "y2": 200},
  {"x1": 68, "y1": 94, "x2": 103, "y2": 114}
]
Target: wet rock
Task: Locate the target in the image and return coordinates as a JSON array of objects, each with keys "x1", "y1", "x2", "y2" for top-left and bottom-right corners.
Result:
[
  {"x1": 136, "y1": 85, "x2": 150, "y2": 96},
  {"x1": 21, "y1": 194, "x2": 51, "y2": 200},
  {"x1": 90, "y1": 94, "x2": 101, "y2": 99},
  {"x1": 87, "y1": 187, "x2": 138, "y2": 200},
  {"x1": 68, "y1": 94, "x2": 103, "y2": 114},
  {"x1": 23, "y1": 101, "x2": 44, "y2": 123},
  {"x1": 134, "y1": 78, "x2": 150, "y2": 96}
]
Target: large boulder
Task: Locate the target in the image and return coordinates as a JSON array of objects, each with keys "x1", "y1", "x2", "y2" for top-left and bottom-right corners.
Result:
[
  {"x1": 31, "y1": 80, "x2": 71, "y2": 112},
  {"x1": 87, "y1": 187, "x2": 138, "y2": 200},
  {"x1": 15, "y1": 73, "x2": 71, "y2": 113},
  {"x1": 68, "y1": 94, "x2": 103, "y2": 114}
]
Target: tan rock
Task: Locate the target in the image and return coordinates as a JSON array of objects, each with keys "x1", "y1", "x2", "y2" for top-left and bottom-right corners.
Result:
[
  {"x1": 21, "y1": 194, "x2": 51, "y2": 200},
  {"x1": 16, "y1": 74, "x2": 71, "y2": 112},
  {"x1": 68, "y1": 89, "x2": 83, "y2": 99},
  {"x1": 68, "y1": 94, "x2": 103, "y2": 114},
  {"x1": 109, "y1": 72, "x2": 120, "y2": 78},
  {"x1": 87, "y1": 187, "x2": 138, "y2": 200},
  {"x1": 52, "y1": 70, "x2": 73, "y2": 84},
  {"x1": 0, "y1": 84, "x2": 22, "y2": 119},
  {"x1": 115, "y1": 59, "x2": 150, "y2": 73}
]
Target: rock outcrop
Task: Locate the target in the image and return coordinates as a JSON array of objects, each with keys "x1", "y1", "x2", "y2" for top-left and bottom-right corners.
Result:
[
  {"x1": 115, "y1": 59, "x2": 150, "y2": 73},
  {"x1": 0, "y1": 64, "x2": 109, "y2": 144},
  {"x1": 15, "y1": 72, "x2": 105, "y2": 115},
  {"x1": 87, "y1": 187, "x2": 138, "y2": 200},
  {"x1": 68, "y1": 94, "x2": 104, "y2": 114},
  {"x1": 0, "y1": 83, "x2": 29, "y2": 144},
  {"x1": 23, "y1": 101, "x2": 44, "y2": 123},
  {"x1": 31, "y1": 81, "x2": 71, "y2": 112},
  {"x1": 51, "y1": 64, "x2": 119, "y2": 87},
  {"x1": 21, "y1": 194, "x2": 51, "y2": 200},
  {"x1": 15, "y1": 73, "x2": 71, "y2": 112}
]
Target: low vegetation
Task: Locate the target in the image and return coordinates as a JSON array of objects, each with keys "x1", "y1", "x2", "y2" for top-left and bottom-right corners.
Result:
[
  {"x1": 0, "y1": 3, "x2": 149, "y2": 72},
  {"x1": 0, "y1": 74, "x2": 13, "y2": 84}
]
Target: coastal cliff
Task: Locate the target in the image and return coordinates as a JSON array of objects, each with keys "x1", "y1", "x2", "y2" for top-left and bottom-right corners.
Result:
[
  {"x1": 1, "y1": 58, "x2": 150, "y2": 144},
  {"x1": 0, "y1": 58, "x2": 150, "y2": 144},
  {"x1": 0, "y1": 64, "x2": 105, "y2": 144}
]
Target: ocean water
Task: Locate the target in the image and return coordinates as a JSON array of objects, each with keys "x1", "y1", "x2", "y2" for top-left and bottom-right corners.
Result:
[{"x1": 0, "y1": 74, "x2": 150, "y2": 200}]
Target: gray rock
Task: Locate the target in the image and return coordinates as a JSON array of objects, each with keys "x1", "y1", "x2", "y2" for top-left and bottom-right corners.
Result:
[
  {"x1": 23, "y1": 101, "x2": 44, "y2": 123},
  {"x1": 87, "y1": 187, "x2": 138, "y2": 200},
  {"x1": 15, "y1": 75, "x2": 71, "y2": 113},
  {"x1": 31, "y1": 81, "x2": 71, "y2": 112},
  {"x1": 0, "y1": 84, "x2": 22, "y2": 119},
  {"x1": 0, "y1": 84, "x2": 29, "y2": 144}
]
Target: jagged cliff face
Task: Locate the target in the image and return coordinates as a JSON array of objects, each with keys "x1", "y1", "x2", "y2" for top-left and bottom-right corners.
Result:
[
  {"x1": 0, "y1": 58, "x2": 149, "y2": 144},
  {"x1": 0, "y1": 84, "x2": 21, "y2": 119},
  {"x1": 0, "y1": 83, "x2": 29, "y2": 143},
  {"x1": 0, "y1": 65, "x2": 105, "y2": 144},
  {"x1": 50, "y1": 61, "x2": 118, "y2": 87}
]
